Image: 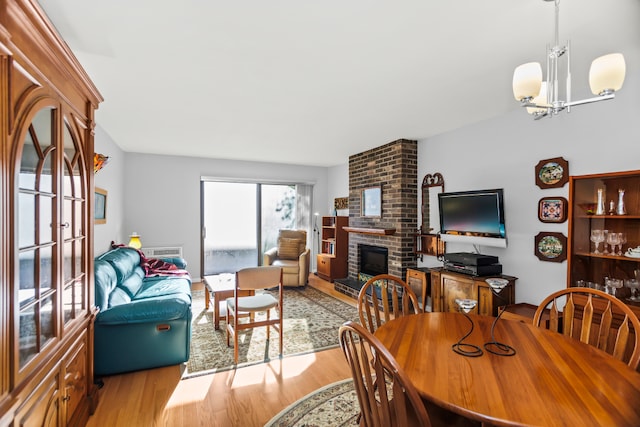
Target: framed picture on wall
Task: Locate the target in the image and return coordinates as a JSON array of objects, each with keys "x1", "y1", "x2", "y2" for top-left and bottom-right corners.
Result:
[
  {"x1": 534, "y1": 232, "x2": 567, "y2": 262},
  {"x1": 535, "y1": 157, "x2": 569, "y2": 189},
  {"x1": 95, "y1": 187, "x2": 107, "y2": 224},
  {"x1": 361, "y1": 186, "x2": 381, "y2": 217},
  {"x1": 538, "y1": 197, "x2": 568, "y2": 223}
]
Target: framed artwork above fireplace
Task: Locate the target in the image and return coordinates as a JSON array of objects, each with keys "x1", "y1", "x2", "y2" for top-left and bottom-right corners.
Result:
[{"x1": 361, "y1": 186, "x2": 381, "y2": 217}]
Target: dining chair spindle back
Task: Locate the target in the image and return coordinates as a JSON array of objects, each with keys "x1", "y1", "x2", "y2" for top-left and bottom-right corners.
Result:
[
  {"x1": 533, "y1": 287, "x2": 640, "y2": 369},
  {"x1": 358, "y1": 274, "x2": 421, "y2": 334}
]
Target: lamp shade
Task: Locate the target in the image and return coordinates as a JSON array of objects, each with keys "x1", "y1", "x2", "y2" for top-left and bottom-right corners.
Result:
[
  {"x1": 128, "y1": 233, "x2": 142, "y2": 249},
  {"x1": 513, "y1": 62, "x2": 543, "y2": 101},
  {"x1": 526, "y1": 82, "x2": 548, "y2": 115},
  {"x1": 589, "y1": 53, "x2": 626, "y2": 95}
]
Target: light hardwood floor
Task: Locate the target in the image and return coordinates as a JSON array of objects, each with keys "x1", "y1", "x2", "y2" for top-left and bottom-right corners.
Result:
[{"x1": 86, "y1": 274, "x2": 356, "y2": 427}]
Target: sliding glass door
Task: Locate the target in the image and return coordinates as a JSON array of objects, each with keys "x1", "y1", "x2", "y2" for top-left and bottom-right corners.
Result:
[{"x1": 201, "y1": 181, "x2": 303, "y2": 276}]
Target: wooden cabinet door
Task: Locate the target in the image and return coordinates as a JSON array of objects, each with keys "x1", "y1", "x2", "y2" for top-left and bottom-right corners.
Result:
[
  {"x1": 63, "y1": 338, "x2": 87, "y2": 425},
  {"x1": 442, "y1": 274, "x2": 476, "y2": 314},
  {"x1": 14, "y1": 370, "x2": 61, "y2": 427}
]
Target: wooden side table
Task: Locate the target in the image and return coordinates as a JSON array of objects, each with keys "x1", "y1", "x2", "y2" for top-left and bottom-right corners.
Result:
[{"x1": 203, "y1": 275, "x2": 254, "y2": 330}]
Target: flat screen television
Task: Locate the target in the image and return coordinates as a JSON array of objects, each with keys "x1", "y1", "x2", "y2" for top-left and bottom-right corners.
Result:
[{"x1": 437, "y1": 188, "x2": 507, "y2": 248}]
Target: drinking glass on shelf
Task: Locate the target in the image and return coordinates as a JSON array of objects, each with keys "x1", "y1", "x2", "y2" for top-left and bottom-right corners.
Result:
[
  {"x1": 617, "y1": 233, "x2": 627, "y2": 256},
  {"x1": 605, "y1": 277, "x2": 624, "y2": 297},
  {"x1": 590, "y1": 229, "x2": 605, "y2": 254},
  {"x1": 625, "y1": 279, "x2": 640, "y2": 302},
  {"x1": 606, "y1": 232, "x2": 620, "y2": 256}
]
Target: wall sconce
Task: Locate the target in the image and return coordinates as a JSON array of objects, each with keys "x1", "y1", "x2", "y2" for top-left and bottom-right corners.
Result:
[{"x1": 128, "y1": 232, "x2": 142, "y2": 249}]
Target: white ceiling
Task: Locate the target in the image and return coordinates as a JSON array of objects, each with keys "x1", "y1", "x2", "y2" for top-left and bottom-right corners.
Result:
[{"x1": 39, "y1": 0, "x2": 640, "y2": 167}]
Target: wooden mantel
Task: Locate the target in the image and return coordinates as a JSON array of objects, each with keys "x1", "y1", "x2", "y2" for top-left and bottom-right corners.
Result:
[{"x1": 343, "y1": 227, "x2": 396, "y2": 236}]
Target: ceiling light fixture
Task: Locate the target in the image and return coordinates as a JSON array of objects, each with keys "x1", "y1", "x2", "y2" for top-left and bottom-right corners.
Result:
[{"x1": 512, "y1": 0, "x2": 626, "y2": 119}]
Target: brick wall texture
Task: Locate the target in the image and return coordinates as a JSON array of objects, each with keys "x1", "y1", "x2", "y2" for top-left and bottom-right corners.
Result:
[{"x1": 348, "y1": 139, "x2": 418, "y2": 279}]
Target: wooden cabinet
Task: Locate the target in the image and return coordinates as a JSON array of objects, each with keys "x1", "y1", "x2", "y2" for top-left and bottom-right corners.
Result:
[
  {"x1": 1, "y1": 1, "x2": 102, "y2": 425},
  {"x1": 406, "y1": 267, "x2": 431, "y2": 311},
  {"x1": 316, "y1": 216, "x2": 349, "y2": 282},
  {"x1": 430, "y1": 268, "x2": 516, "y2": 316},
  {"x1": 568, "y1": 170, "x2": 640, "y2": 318}
]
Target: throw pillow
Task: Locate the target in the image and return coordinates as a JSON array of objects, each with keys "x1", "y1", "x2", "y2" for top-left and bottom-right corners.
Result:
[{"x1": 278, "y1": 238, "x2": 301, "y2": 260}]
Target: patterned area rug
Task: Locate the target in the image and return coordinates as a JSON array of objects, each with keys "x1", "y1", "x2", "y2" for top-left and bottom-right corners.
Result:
[
  {"x1": 183, "y1": 284, "x2": 359, "y2": 377},
  {"x1": 264, "y1": 379, "x2": 359, "y2": 427}
]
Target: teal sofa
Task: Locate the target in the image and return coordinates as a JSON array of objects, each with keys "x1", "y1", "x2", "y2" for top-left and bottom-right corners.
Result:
[{"x1": 93, "y1": 247, "x2": 192, "y2": 376}]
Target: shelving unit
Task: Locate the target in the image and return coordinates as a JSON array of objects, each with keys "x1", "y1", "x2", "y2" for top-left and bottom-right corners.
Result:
[
  {"x1": 568, "y1": 170, "x2": 640, "y2": 317},
  {"x1": 317, "y1": 216, "x2": 349, "y2": 282}
]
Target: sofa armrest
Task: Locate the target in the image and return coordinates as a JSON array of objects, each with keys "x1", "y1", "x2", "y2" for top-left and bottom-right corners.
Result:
[
  {"x1": 264, "y1": 247, "x2": 278, "y2": 266},
  {"x1": 159, "y1": 257, "x2": 187, "y2": 269}
]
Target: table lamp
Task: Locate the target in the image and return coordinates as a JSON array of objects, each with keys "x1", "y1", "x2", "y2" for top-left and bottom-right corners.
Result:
[
  {"x1": 484, "y1": 278, "x2": 516, "y2": 356},
  {"x1": 452, "y1": 298, "x2": 483, "y2": 357},
  {"x1": 128, "y1": 232, "x2": 142, "y2": 249}
]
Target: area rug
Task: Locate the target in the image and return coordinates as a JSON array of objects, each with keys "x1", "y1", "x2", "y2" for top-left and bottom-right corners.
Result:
[
  {"x1": 184, "y1": 285, "x2": 359, "y2": 377},
  {"x1": 264, "y1": 379, "x2": 359, "y2": 427}
]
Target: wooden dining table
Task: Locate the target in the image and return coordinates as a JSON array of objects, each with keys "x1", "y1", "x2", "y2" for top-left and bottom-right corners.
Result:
[{"x1": 374, "y1": 312, "x2": 640, "y2": 427}]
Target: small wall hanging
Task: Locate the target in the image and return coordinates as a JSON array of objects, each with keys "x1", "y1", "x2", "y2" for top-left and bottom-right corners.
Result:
[
  {"x1": 94, "y1": 153, "x2": 110, "y2": 174},
  {"x1": 535, "y1": 156, "x2": 569, "y2": 189},
  {"x1": 534, "y1": 232, "x2": 567, "y2": 262},
  {"x1": 538, "y1": 197, "x2": 568, "y2": 223}
]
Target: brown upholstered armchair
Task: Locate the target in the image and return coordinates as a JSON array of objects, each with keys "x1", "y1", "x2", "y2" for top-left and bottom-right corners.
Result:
[{"x1": 263, "y1": 229, "x2": 310, "y2": 287}]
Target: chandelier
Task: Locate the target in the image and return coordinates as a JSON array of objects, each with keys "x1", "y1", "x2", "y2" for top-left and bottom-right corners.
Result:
[{"x1": 512, "y1": 0, "x2": 626, "y2": 119}]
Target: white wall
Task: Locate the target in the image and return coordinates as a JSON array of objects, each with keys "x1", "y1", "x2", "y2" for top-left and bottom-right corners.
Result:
[
  {"x1": 93, "y1": 124, "x2": 126, "y2": 255},
  {"x1": 121, "y1": 153, "x2": 329, "y2": 281},
  {"x1": 327, "y1": 163, "x2": 349, "y2": 213},
  {"x1": 417, "y1": 69, "x2": 640, "y2": 306}
]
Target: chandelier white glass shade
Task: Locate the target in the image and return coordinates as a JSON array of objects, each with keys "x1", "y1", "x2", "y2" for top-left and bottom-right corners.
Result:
[{"x1": 512, "y1": 0, "x2": 626, "y2": 119}]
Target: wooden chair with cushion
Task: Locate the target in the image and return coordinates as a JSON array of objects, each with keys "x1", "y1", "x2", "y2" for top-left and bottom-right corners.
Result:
[
  {"x1": 533, "y1": 287, "x2": 640, "y2": 369},
  {"x1": 226, "y1": 266, "x2": 283, "y2": 364},
  {"x1": 339, "y1": 321, "x2": 432, "y2": 427},
  {"x1": 358, "y1": 274, "x2": 421, "y2": 334}
]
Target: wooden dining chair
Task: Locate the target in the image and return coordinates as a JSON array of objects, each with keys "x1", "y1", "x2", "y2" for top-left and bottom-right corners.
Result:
[
  {"x1": 358, "y1": 274, "x2": 421, "y2": 333},
  {"x1": 339, "y1": 321, "x2": 432, "y2": 427},
  {"x1": 533, "y1": 287, "x2": 640, "y2": 369},
  {"x1": 226, "y1": 266, "x2": 283, "y2": 364}
]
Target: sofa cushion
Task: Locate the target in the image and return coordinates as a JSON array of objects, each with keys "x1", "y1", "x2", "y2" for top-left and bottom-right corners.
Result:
[
  {"x1": 96, "y1": 294, "x2": 191, "y2": 324},
  {"x1": 278, "y1": 237, "x2": 302, "y2": 260},
  {"x1": 118, "y1": 267, "x2": 146, "y2": 298},
  {"x1": 97, "y1": 247, "x2": 141, "y2": 283},
  {"x1": 94, "y1": 259, "x2": 118, "y2": 312},
  {"x1": 271, "y1": 259, "x2": 300, "y2": 275},
  {"x1": 135, "y1": 276, "x2": 192, "y2": 300}
]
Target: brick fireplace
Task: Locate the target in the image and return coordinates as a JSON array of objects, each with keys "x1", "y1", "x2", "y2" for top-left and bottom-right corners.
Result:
[{"x1": 334, "y1": 139, "x2": 418, "y2": 298}]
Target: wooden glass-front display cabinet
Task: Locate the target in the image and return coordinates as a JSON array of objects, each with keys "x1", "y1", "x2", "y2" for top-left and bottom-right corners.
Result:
[{"x1": 568, "y1": 170, "x2": 640, "y2": 317}]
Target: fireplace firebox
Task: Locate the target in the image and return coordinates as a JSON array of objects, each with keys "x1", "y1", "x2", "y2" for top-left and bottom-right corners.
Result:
[{"x1": 359, "y1": 244, "x2": 388, "y2": 278}]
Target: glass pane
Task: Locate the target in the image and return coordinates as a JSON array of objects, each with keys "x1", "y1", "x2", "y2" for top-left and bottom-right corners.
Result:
[
  {"x1": 63, "y1": 198, "x2": 72, "y2": 240},
  {"x1": 63, "y1": 241, "x2": 73, "y2": 281},
  {"x1": 19, "y1": 304, "x2": 37, "y2": 367},
  {"x1": 75, "y1": 200, "x2": 84, "y2": 237},
  {"x1": 40, "y1": 246, "x2": 53, "y2": 292},
  {"x1": 40, "y1": 151, "x2": 53, "y2": 194},
  {"x1": 40, "y1": 294, "x2": 55, "y2": 345},
  {"x1": 75, "y1": 279, "x2": 85, "y2": 313},
  {"x1": 203, "y1": 182, "x2": 258, "y2": 274},
  {"x1": 39, "y1": 194, "x2": 54, "y2": 244},
  {"x1": 75, "y1": 239, "x2": 84, "y2": 278},
  {"x1": 63, "y1": 282, "x2": 73, "y2": 324},
  {"x1": 261, "y1": 184, "x2": 296, "y2": 254},
  {"x1": 18, "y1": 193, "x2": 35, "y2": 247},
  {"x1": 19, "y1": 251, "x2": 35, "y2": 306}
]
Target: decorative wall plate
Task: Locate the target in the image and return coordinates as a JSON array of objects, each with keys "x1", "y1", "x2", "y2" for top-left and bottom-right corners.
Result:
[
  {"x1": 538, "y1": 197, "x2": 568, "y2": 223},
  {"x1": 535, "y1": 157, "x2": 569, "y2": 189},
  {"x1": 534, "y1": 232, "x2": 567, "y2": 262}
]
